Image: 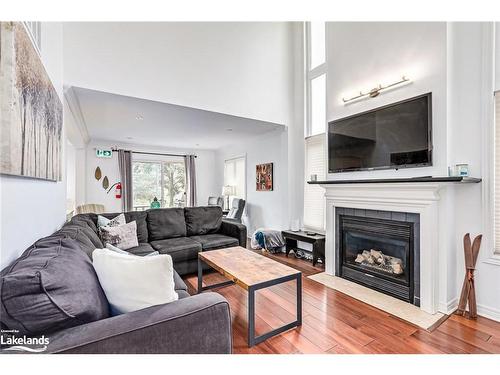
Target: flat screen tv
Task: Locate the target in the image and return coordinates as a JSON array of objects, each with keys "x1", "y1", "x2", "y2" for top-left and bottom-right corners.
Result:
[{"x1": 328, "y1": 93, "x2": 432, "y2": 173}]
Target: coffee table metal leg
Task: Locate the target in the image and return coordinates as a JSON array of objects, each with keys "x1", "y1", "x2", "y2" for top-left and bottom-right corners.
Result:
[
  {"x1": 247, "y1": 273, "x2": 302, "y2": 347},
  {"x1": 248, "y1": 286, "x2": 256, "y2": 347},
  {"x1": 296, "y1": 273, "x2": 302, "y2": 326},
  {"x1": 197, "y1": 258, "x2": 203, "y2": 294}
]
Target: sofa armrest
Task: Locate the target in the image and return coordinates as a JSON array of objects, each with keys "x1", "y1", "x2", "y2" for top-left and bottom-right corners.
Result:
[
  {"x1": 220, "y1": 220, "x2": 247, "y2": 247},
  {"x1": 44, "y1": 293, "x2": 232, "y2": 354}
]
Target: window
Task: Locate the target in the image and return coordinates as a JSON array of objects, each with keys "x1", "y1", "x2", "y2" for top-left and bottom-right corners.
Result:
[
  {"x1": 310, "y1": 21, "x2": 326, "y2": 69},
  {"x1": 306, "y1": 22, "x2": 326, "y2": 137},
  {"x1": 495, "y1": 93, "x2": 500, "y2": 254},
  {"x1": 311, "y1": 74, "x2": 326, "y2": 136},
  {"x1": 132, "y1": 155, "x2": 186, "y2": 210},
  {"x1": 303, "y1": 22, "x2": 326, "y2": 231},
  {"x1": 224, "y1": 156, "x2": 246, "y2": 209},
  {"x1": 303, "y1": 134, "x2": 326, "y2": 231}
]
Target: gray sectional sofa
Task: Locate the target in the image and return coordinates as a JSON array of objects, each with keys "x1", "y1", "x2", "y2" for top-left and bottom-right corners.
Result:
[{"x1": 0, "y1": 206, "x2": 247, "y2": 354}]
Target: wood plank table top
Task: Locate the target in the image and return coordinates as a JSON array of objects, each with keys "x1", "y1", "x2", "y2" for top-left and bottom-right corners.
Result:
[{"x1": 198, "y1": 246, "x2": 301, "y2": 290}]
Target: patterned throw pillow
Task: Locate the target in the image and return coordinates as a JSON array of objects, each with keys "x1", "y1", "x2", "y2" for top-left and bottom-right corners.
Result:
[
  {"x1": 97, "y1": 213, "x2": 126, "y2": 229},
  {"x1": 99, "y1": 221, "x2": 139, "y2": 250}
]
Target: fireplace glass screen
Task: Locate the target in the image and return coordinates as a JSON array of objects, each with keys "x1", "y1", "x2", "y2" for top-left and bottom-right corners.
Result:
[{"x1": 339, "y1": 215, "x2": 414, "y2": 302}]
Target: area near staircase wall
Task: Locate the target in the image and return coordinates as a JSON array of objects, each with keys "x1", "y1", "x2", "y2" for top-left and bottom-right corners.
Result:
[{"x1": 0, "y1": 23, "x2": 65, "y2": 268}]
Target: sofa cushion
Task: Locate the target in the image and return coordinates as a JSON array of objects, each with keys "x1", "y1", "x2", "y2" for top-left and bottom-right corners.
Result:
[
  {"x1": 147, "y1": 208, "x2": 186, "y2": 240},
  {"x1": 55, "y1": 224, "x2": 99, "y2": 258},
  {"x1": 173, "y1": 271, "x2": 188, "y2": 292},
  {"x1": 176, "y1": 290, "x2": 190, "y2": 299},
  {"x1": 190, "y1": 234, "x2": 239, "y2": 250},
  {"x1": 126, "y1": 243, "x2": 157, "y2": 256},
  {"x1": 0, "y1": 238, "x2": 109, "y2": 336},
  {"x1": 70, "y1": 214, "x2": 99, "y2": 233},
  {"x1": 64, "y1": 219, "x2": 103, "y2": 250},
  {"x1": 184, "y1": 206, "x2": 223, "y2": 236},
  {"x1": 150, "y1": 237, "x2": 201, "y2": 263}
]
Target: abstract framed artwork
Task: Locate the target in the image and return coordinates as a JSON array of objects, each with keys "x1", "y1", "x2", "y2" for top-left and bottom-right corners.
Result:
[
  {"x1": 0, "y1": 22, "x2": 62, "y2": 181},
  {"x1": 256, "y1": 162, "x2": 273, "y2": 191}
]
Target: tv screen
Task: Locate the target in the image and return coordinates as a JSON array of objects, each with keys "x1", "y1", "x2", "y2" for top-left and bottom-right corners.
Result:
[{"x1": 328, "y1": 93, "x2": 432, "y2": 173}]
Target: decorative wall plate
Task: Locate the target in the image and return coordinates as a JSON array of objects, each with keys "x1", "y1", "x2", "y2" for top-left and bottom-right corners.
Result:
[
  {"x1": 95, "y1": 167, "x2": 102, "y2": 180},
  {"x1": 102, "y1": 176, "x2": 109, "y2": 190}
]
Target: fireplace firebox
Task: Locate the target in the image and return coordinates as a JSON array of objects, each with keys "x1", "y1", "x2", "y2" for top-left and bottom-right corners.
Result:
[{"x1": 335, "y1": 208, "x2": 420, "y2": 305}]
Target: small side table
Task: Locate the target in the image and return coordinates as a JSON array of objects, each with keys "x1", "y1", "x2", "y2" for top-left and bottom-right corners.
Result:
[{"x1": 281, "y1": 230, "x2": 326, "y2": 266}]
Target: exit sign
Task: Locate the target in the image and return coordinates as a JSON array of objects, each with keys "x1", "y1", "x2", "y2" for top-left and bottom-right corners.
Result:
[{"x1": 96, "y1": 149, "x2": 113, "y2": 158}]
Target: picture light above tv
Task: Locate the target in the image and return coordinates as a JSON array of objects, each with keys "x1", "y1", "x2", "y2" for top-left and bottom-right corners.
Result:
[{"x1": 328, "y1": 93, "x2": 432, "y2": 173}]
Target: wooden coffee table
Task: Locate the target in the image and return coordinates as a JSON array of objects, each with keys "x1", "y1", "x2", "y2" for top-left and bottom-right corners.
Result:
[{"x1": 197, "y1": 246, "x2": 302, "y2": 347}]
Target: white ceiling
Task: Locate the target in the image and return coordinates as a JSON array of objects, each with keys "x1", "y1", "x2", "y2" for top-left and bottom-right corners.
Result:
[
  {"x1": 63, "y1": 22, "x2": 293, "y2": 124},
  {"x1": 72, "y1": 87, "x2": 285, "y2": 150}
]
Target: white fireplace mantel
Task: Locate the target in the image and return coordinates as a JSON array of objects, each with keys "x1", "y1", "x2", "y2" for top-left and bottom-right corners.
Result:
[{"x1": 321, "y1": 182, "x2": 458, "y2": 315}]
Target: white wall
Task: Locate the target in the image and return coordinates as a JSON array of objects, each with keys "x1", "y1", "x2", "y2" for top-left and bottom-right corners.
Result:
[
  {"x1": 63, "y1": 96, "x2": 88, "y2": 207},
  {"x1": 496, "y1": 23, "x2": 500, "y2": 92},
  {"x1": 326, "y1": 22, "x2": 448, "y2": 179},
  {"x1": 214, "y1": 129, "x2": 289, "y2": 236},
  {"x1": 288, "y1": 23, "x2": 306, "y2": 231},
  {"x1": 63, "y1": 22, "x2": 293, "y2": 125},
  {"x1": 1, "y1": 23, "x2": 65, "y2": 268},
  {"x1": 85, "y1": 141, "x2": 219, "y2": 212},
  {"x1": 448, "y1": 22, "x2": 500, "y2": 321}
]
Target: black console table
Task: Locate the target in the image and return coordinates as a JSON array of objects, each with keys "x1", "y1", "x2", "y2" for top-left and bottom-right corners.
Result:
[{"x1": 281, "y1": 230, "x2": 326, "y2": 267}]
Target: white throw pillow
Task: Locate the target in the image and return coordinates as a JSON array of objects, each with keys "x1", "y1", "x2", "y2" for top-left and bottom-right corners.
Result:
[
  {"x1": 105, "y1": 243, "x2": 130, "y2": 255},
  {"x1": 92, "y1": 248, "x2": 178, "y2": 315},
  {"x1": 99, "y1": 221, "x2": 139, "y2": 250}
]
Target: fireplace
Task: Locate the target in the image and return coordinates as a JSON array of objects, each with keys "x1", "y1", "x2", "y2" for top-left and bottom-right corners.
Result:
[{"x1": 335, "y1": 208, "x2": 420, "y2": 305}]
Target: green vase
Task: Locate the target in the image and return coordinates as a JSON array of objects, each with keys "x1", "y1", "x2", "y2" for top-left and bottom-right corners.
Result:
[{"x1": 150, "y1": 197, "x2": 161, "y2": 209}]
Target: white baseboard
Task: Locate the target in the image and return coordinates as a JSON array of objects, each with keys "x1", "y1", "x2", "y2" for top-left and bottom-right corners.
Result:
[
  {"x1": 477, "y1": 303, "x2": 500, "y2": 322},
  {"x1": 439, "y1": 298, "x2": 500, "y2": 322},
  {"x1": 439, "y1": 297, "x2": 459, "y2": 315}
]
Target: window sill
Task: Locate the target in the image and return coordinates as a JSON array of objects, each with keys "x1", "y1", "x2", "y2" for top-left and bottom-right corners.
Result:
[{"x1": 483, "y1": 254, "x2": 500, "y2": 267}]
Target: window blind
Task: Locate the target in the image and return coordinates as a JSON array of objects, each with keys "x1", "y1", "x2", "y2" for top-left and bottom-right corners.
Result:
[
  {"x1": 304, "y1": 134, "x2": 325, "y2": 231},
  {"x1": 495, "y1": 93, "x2": 500, "y2": 254}
]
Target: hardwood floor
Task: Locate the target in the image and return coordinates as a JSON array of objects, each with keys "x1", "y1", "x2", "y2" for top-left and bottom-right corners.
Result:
[{"x1": 183, "y1": 250, "x2": 500, "y2": 354}]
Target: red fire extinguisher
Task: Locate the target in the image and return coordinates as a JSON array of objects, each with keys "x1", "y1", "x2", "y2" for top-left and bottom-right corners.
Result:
[{"x1": 115, "y1": 183, "x2": 122, "y2": 199}]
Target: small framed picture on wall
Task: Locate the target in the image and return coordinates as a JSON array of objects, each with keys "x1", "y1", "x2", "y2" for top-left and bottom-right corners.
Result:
[{"x1": 256, "y1": 163, "x2": 273, "y2": 191}]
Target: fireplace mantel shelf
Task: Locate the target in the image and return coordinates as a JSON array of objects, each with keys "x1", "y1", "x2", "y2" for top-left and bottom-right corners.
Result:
[{"x1": 308, "y1": 176, "x2": 482, "y2": 185}]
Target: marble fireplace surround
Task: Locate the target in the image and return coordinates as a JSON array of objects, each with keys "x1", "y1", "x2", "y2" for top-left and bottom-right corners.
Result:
[{"x1": 320, "y1": 182, "x2": 459, "y2": 315}]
